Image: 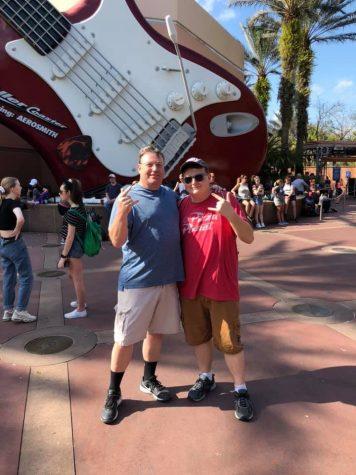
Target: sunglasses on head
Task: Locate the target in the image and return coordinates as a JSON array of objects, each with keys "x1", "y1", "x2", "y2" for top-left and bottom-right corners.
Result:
[{"x1": 183, "y1": 173, "x2": 206, "y2": 185}]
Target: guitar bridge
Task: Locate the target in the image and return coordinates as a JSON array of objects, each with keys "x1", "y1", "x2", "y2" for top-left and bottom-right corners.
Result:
[{"x1": 153, "y1": 120, "x2": 196, "y2": 176}]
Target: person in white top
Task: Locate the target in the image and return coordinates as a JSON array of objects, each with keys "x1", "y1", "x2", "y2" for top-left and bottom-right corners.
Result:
[
  {"x1": 272, "y1": 179, "x2": 288, "y2": 226},
  {"x1": 283, "y1": 176, "x2": 297, "y2": 222},
  {"x1": 252, "y1": 176, "x2": 265, "y2": 228},
  {"x1": 231, "y1": 175, "x2": 255, "y2": 218},
  {"x1": 292, "y1": 174, "x2": 308, "y2": 195}
]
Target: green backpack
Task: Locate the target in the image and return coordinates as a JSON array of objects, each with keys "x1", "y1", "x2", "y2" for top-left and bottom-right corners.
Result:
[{"x1": 70, "y1": 209, "x2": 102, "y2": 257}]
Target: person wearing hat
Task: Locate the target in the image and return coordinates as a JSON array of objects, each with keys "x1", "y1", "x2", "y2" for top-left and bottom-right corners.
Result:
[
  {"x1": 27, "y1": 178, "x2": 41, "y2": 203},
  {"x1": 178, "y1": 157, "x2": 255, "y2": 421},
  {"x1": 104, "y1": 174, "x2": 122, "y2": 215}
]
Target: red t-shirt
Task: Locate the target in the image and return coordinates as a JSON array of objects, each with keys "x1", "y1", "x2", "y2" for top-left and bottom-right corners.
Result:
[{"x1": 179, "y1": 193, "x2": 247, "y2": 301}]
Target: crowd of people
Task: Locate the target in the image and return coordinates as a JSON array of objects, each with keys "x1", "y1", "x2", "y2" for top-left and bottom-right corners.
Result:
[
  {"x1": 228, "y1": 172, "x2": 345, "y2": 227},
  {"x1": 0, "y1": 153, "x2": 349, "y2": 425},
  {"x1": 19, "y1": 169, "x2": 347, "y2": 230}
]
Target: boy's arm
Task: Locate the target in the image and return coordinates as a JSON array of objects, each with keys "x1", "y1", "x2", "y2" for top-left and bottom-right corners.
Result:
[{"x1": 208, "y1": 192, "x2": 254, "y2": 244}]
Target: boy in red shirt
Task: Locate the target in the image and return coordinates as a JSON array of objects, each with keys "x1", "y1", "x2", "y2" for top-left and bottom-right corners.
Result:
[{"x1": 179, "y1": 158, "x2": 254, "y2": 421}]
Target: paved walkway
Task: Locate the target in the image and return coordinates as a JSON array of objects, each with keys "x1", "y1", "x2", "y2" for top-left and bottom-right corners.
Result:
[{"x1": 1, "y1": 200, "x2": 356, "y2": 475}]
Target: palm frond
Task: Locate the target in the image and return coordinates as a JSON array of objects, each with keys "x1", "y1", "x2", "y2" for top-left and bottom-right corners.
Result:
[
  {"x1": 315, "y1": 32, "x2": 356, "y2": 43},
  {"x1": 247, "y1": 9, "x2": 278, "y2": 28},
  {"x1": 228, "y1": 1, "x2": 262, "y2": 6},
  {"x1": 241, "y1": 19, "x2": 280, "y2": 77}
]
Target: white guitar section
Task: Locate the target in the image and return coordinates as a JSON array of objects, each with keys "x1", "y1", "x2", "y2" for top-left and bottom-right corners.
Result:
[{"x1": 5, "y1": 0, "x2": 242, "y2": 176}]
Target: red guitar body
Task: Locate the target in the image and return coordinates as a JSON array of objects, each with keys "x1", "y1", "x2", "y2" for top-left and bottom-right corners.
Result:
[{"x1": 0, "y1": 0, "x2": 267, "y2": 190}]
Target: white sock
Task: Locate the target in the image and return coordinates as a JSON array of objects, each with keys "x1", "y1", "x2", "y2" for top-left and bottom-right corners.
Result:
[
  {"x1": 200, "y1": 372, "x2": 213, "y2": 381},
  {"x1": 234, "y1": 383, "x2": 247, "y2": 393}
]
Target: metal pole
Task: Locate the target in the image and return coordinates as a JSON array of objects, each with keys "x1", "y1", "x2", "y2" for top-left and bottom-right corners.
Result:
[{"x1": 165, "y1": 15, "x2": 197, "y2": 132}]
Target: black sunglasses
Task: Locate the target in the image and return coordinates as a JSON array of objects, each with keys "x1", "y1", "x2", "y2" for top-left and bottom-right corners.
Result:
[{"x1": 183, "y1": 173, "x2": 206, "y2": 185}]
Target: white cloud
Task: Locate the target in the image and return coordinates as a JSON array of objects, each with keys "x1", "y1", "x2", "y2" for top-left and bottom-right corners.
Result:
[
  {"x1": 334, "y1": 79, "x2": 354, "y2": 92},
  {"x1": 311, "y1": 84, "x2": 324, "y2": 96},
  {"x1": 196, "y1": 0, "x2": 217, "y2": 13},
  {"x1": 218, "y1": 9, "x2": 236, "y2": 22}
]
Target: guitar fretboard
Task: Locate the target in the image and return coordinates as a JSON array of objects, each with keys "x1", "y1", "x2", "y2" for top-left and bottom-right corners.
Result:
[{"x1": 0, "y1": 0, "x2": 70, "y2": 55}]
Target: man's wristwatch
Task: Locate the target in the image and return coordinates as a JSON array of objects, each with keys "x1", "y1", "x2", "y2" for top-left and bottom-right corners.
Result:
[{"x1": 60, "y1": 254, "x2": 68, "y2": 259}]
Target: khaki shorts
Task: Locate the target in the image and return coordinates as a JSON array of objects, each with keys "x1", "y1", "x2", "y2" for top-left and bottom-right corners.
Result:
[
  {"x1": 114, "y1": 284, "x2": 181, "y2": 346},
  {"x1": 181, "y1": 296, "x2": 243, "y2": 355}
]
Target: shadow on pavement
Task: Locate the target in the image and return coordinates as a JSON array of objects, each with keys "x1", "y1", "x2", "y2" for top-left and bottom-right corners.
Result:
[{"x1": 112, "y1": 365, "x2": 356, "y2": 424}]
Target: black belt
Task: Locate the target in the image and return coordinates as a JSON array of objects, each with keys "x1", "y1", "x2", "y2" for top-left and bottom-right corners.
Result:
[{"x1": 0, "y1": 236, "x2": 20, "y2": 244}]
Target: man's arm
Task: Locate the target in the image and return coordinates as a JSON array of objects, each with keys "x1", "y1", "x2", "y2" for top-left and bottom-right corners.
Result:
[
  {"x1": 208, "y1": 192, "x2": 254, "y2": 244},
  {"x1": 108, "y1": 187, "x2": 138, "y2": 248}
]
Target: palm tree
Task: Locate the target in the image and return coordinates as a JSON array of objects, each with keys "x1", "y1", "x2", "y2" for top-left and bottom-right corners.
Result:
[
  {"x1": 295, "y1": 0, "x2": 356, "y2": 165},
  {"x1": 241, "y1": 19, "x2": 279, "y2": 113},
  {"x1": 229, "y1": 1, "x2": 310, "y2": 160}
]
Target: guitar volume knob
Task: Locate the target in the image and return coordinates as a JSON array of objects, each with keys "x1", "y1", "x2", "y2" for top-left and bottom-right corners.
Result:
[
  {"x1": 216, "y1": 81, "x2": 235, "y2": 100},
  {"x1": 191, "y1": 82, "x2": 207, "y2": 101},
  {"x1": 167, "y1": 92, "x2": 185, "y2": 111}
]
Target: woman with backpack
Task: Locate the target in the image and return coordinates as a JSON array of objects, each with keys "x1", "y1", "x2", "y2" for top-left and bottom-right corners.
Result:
[{"x1": 57, "y1": 178, "x2": 87, "y2": 319}]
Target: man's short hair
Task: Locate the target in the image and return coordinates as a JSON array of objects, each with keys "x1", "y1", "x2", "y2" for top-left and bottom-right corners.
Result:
[{"x1": 138, "y1": 145, "x2": 165, "y2": 163}]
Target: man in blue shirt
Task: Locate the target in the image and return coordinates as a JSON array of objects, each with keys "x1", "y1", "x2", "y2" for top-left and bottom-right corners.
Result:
[
  {"x1": 101, "y1": 146, "x2": 184, "y2": 424},
  {"x1": 104, "y1": 174, "x2": 122, "y2": 216}
]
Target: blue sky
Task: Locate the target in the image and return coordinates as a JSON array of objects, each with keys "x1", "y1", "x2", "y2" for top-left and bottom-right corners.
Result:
[{"x1": 196, "y1": 0, "x2": 356, "y2": 122}]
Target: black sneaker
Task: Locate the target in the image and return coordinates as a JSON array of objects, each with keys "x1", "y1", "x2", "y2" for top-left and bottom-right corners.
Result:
[
  {"x1": 140, "y1": 375, "x2": 172, "y2": 402},
  {"x1": 100, "y1": 389, "x2": 122, "y2": 424},
  {"x1": 234, "y1": 390, "x2": 254, "y2": 421},
  {"x1": 188, "y1": 375, "x2": 216, "y2": 402}
]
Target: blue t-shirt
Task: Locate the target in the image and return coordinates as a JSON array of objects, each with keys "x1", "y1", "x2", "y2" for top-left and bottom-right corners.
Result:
[{"x1": 109, "y1": 184, "x2": 184, "y2": 289}]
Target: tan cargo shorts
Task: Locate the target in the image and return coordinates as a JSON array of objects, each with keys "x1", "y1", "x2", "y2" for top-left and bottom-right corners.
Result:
[
  {"x1": 114, "y1": 284, "x2": 181, "y2": 346},
  {"x1": 180, "y1": 296, "x2": 243, "y2": 355}
]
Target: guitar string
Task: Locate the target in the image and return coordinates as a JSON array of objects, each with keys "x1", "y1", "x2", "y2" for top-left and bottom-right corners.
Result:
[
  {"x1": 2, "y1": 0, "x2": 159, "y2": 147},
  {"x1": 0, "y1": 2, "x2": 139, "y2": 147},
  {"x1": 28, "y1": 0, "x2": 166, "y2": 137},
  {"x1": 14, "y1": 0, "x2": 167, "y2": 137},
  {"x1": 52, "y1": 0, "x2": 168, "y2": 123},
  {"x1": 13, "y1": 0, "x2": 168, "y2": 131}
]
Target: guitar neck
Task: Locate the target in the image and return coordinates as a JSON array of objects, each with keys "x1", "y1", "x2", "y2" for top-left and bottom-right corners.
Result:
[{"x1": 0, "y1": 0, "x2": 71, "y2": 55}]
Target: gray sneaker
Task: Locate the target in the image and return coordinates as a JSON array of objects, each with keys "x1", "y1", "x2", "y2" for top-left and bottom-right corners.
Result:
[
  {"x1": 140, "y1": 375, "x2": 172, "y2": 402},
  {"x1": 234, "y1": 390, "x2": 254, "y2": 421},
  {"x1": 100, "y1": 389, "x2": 122, "y2": 424},
  {"x1": 12, "y1": 310, "x2": 37, "y2": 323},
  {"x1": 188, "y1": 375, "x2": 216, "y2": 402},
  {"x1": 2, "y1": 309, "x2": 13, "y2": 322}
]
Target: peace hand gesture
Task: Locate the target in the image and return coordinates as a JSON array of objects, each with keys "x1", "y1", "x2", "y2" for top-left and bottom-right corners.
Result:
[
  {"x1": 207, "y1": 192, "x2": 234, "y2": 219},
  {"x1": 117, "y1": 186, "x2": 139, "y2": 215}
]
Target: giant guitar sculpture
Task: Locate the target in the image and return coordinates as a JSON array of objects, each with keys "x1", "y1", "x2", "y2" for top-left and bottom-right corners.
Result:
[{"x1": 0, "y1": 0, "x2": 267, "y2": 189}]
